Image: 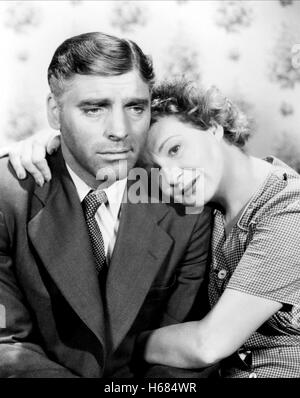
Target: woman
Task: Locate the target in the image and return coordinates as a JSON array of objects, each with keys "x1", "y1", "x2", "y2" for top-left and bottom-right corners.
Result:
[
  {"x1": 140, "y1": 81, "x2": 300, "y2": 378},
  {"x1": 3, "y1": 80, "x2": 300, "y2": 378}
]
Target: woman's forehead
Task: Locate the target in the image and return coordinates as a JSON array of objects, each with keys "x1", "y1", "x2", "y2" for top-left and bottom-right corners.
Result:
[
  {"x1": 149, "y1": 116, "x2": 181, "y2": 140},
  {"x1": 148, "y1": 116, "x2": 198, "y2": 148}
]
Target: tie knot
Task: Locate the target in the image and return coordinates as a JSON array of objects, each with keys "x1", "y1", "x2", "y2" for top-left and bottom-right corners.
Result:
[{"x1": 82, "y1": 190, "x2": 108, "y2": 218}]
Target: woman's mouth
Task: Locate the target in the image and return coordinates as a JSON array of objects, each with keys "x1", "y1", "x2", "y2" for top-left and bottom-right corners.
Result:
[{"x1": 179, "y1": 175, "x2": 201, "y2": 195}]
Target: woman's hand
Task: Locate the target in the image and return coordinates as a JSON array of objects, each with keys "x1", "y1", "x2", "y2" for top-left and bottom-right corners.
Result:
[{"x1": 0, "y1": 131, "x2": 61, "y2": 186}]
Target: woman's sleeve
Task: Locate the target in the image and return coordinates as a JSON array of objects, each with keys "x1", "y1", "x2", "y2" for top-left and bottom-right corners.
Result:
[{"x1": 227, "y1": 203, "x2": 300, "y2": 306}]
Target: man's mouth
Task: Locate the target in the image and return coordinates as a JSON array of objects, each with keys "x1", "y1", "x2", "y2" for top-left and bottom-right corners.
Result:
[
  {"x1": 97, "y1": 149, "x2": 133, "y2": 160},
  {"x1": 99, "y1": 149, "x2": 131, "y2": 154}
]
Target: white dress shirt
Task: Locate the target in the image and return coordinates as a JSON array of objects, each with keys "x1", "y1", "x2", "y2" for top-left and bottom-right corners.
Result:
[{"x1": 66, "y1": 164, "x2": 127, "y2": 264}]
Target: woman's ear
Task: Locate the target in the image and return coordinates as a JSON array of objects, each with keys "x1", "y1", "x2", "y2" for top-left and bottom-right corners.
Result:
[
  {"x1": 211, "y1": 123, "x2": 224, "y2": 141},
  {"x1": 47, "y1": 93, "x2": 61, "y2": 130}
]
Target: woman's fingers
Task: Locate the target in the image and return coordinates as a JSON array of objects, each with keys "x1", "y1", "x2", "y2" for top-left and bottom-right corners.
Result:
[
  {"x1": 8, "y1": 148, "x2": 27, "y2": 179},
  {"x1": 21, "y1": 142, "x2": 47, "y2": 186},
  {"x1": 31, "y1": 141, "x2": 52, "y2": 183},
  {"x1": 4, "y1": 130, "x2": 59, "y2": 184}
]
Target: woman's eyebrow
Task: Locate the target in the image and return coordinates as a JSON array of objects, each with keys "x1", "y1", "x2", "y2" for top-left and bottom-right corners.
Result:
[{"x1": 158, "y1": 135, "x2": 181, "y2": 153}]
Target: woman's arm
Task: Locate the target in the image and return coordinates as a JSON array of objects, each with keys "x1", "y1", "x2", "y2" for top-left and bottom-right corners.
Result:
[
  {"x1": 0, "y1": 131, "x2": 60, "y2": 185},
  {"x1": 144, "y1": 288, "x2": 282, "y2": 368}
]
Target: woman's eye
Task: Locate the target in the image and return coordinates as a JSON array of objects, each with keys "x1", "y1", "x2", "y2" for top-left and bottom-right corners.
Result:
[{"x1": 168, "y1": 145, "x2": 181, "y2": 157}]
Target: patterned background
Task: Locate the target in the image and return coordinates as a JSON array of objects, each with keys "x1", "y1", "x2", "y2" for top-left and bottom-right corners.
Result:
[{"x1": 0, "y1": 0, "x2": 299, "y2": 169}]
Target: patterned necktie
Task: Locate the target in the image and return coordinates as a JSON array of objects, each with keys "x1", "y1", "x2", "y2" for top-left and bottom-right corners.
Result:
[{"x1": 82, "y1": 190, "x2": 108, "y2": 273}]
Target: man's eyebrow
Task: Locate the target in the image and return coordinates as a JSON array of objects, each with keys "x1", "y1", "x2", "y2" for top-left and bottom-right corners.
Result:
[
  {"x1": 77, "y1": 99, "x2": 111, "y2": 107},
  {"x1": 124, "y1": 98, "x2": 150, "y2": 106},
  {"x1": 158, "y1": 135, "x2": 180, "y2": 153},
  {"x1": 77, "y1": 98, "x2": 150, "y2": 107}
]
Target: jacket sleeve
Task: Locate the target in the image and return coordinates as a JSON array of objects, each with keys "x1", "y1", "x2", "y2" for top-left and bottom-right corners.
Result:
[{"x1": 0, "y1": 210, "x2": 79, "y2": 378}]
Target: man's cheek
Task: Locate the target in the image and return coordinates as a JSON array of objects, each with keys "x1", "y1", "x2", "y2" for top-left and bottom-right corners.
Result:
[
  {"x1": 135, "y1": 127, "x2": 149, "y2": 147},
  {"x1": 0, "y1": 304, "x2": 6, "y2": 328}
]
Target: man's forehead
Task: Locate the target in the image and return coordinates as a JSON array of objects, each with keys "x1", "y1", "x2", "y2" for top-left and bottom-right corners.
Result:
[{"x1": 62, "y1": 71, "x2": 151, "y2": 100}]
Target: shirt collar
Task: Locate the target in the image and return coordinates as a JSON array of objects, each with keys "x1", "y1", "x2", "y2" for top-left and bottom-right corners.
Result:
[{"x1": 66, "y1": 164, "x2": 127, "y2": 220}]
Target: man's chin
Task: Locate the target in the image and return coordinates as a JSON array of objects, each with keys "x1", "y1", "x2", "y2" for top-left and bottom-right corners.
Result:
[{"x1": 95, "y1": 160, "x2": 135, "y2": 185}]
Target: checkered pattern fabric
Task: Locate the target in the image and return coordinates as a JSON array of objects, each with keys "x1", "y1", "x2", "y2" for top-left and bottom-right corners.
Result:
[
  {"x1": 82, "y1": 190, "x2": 107, "y2": 273},
  {"x1": 208, "y1": 157, "x2": 300, "y2": 378}
]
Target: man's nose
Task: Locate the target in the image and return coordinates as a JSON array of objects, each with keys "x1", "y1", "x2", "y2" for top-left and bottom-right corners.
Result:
[{"x1": 106, "y1": 109, "x2": 129, "y2": 141}]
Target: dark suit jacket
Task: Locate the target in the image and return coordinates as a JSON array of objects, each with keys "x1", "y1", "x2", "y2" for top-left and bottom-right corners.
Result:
[{"x1": 0, "y1": 150, "x2": 213, "y2": 378}]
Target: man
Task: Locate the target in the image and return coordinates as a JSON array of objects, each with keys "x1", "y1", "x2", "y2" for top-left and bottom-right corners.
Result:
[{"x1": 0, "y1": 32, "x2": 212, "y2": 378}]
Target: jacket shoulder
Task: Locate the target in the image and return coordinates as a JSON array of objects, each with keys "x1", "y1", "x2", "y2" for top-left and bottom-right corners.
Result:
[{"x1": 0, "y1": 157, "x2": 35, "y2": 209}]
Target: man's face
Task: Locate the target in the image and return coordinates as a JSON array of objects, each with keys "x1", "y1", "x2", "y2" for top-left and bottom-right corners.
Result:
[{"x1": 50, "y1": 70, "x2": 151, "y2": 187}]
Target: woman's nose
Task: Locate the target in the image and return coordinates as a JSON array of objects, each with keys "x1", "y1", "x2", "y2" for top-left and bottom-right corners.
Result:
[{"x1": 162, "y1": 167, "x2": 183, "y2": 187}]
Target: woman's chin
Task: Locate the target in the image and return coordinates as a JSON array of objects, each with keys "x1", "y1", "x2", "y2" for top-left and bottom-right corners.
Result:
[{"x1": 176, "y1": 195, "x2": 201, "y2": 208}]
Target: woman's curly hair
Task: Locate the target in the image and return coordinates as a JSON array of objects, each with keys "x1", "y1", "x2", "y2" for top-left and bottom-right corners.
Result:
[{"x1": 151, "y1": 80, "x2": 252, "y2": 149}]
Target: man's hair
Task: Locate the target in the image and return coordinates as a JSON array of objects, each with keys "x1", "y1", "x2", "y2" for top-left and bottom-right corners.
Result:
[
  {"x1": 48, "y1": 32, "x2": 155, "y2": 97},
  {"x1": 151, "y1": 80, "x2": 252, "y2": 149}
]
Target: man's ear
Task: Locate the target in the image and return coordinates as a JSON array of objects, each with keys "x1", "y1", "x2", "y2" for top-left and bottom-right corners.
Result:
[{"x1": 47, "y1": 93, "x2": 61, "y2": 130}]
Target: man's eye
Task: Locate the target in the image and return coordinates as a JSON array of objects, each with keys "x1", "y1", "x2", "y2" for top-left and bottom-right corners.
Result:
[
  {"x1": 168, "y1": 145, "x2": 181, "y2": 157},
  {"x1": 129, "y1": 106, "x2": 145, "y2": 115},
  {"x1": 82, "y1": 107, "x2": 105, "y2": 116}
]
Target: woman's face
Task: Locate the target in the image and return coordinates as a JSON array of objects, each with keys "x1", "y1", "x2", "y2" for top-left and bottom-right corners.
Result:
[{"x1": 146, "y1": 115, "x2": 224, "y2": 207}]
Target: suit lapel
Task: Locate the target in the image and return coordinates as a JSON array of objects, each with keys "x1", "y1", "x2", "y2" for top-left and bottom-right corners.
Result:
[
  {"x1": 106, "y1": 196, "x2": 174, "y2": 351},
  {"x1": 28, "y1": 151, "x2": 106, "y2": 349}
]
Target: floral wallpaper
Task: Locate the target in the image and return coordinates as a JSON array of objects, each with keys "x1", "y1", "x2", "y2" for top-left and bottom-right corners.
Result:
[{"x1": 0, "y1": 0, "x2": 299, "y2": 169}]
